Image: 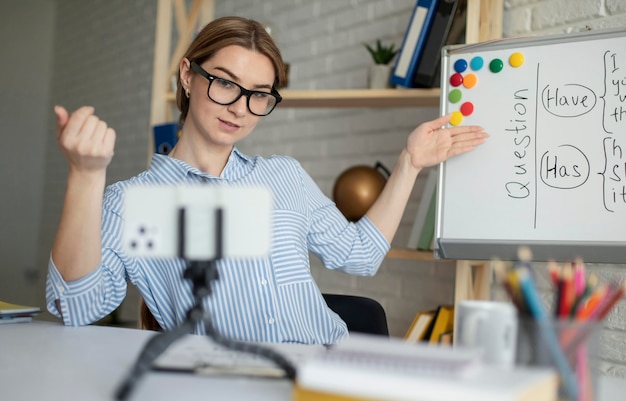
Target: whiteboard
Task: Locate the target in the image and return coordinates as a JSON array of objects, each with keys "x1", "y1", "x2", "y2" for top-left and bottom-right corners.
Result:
[{"x1": 436, "y1": 28, "x2": 626, "y2": 263}]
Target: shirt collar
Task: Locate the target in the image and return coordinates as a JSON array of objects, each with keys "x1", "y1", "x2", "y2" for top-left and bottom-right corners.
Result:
[{"x1": 148, "y1": 147, "x2": 255, "y2": 183}]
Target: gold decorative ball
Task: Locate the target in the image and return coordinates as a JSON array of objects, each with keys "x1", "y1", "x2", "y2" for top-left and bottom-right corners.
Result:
[{"x1": 333, "y1": 164, "x2": 388, "y2": 221}]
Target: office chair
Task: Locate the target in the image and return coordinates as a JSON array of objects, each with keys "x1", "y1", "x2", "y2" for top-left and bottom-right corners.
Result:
[
  {"x1": 138, "y1": 294, "x2": 389, "y2": 336},
  {"x1": 322, "y1": 293, "x2": 389, "y2": 336},
  {"x1": 139, "y1": 299, "x2": 161, "y2": 331}
]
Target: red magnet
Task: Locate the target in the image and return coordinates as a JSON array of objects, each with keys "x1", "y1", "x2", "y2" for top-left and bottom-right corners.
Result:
[
  {"x1": 449, "y1": 73, "x2": 464, "y2": 87},
  {"x1": 460, "y1": 102, "x2": 474, "y2": 116}
]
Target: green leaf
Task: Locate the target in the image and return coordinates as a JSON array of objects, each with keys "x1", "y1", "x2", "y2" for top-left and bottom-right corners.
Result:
[{"x1": 363, "y1": 39, "x2": 398, "y2": 65}]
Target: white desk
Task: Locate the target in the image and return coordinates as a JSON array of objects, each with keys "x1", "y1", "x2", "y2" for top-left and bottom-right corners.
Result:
[
  {"x1": 1, "y1": 321, "x2": 624, "y2": 401},
  {"x1": 0, "y1": 321, "x2": 293, "y2": 401}
]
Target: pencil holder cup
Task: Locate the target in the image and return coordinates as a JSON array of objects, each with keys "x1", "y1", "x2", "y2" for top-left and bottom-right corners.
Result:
[{"x1": 516, "y1": 319, "x2": 601, "y2": 401}]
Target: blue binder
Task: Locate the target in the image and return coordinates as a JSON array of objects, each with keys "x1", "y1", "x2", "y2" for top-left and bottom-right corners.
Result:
[
  {"x1": 391, "y1": 0, "x2": 440, "y2": 88},
  {"x1": 413, "y1": 0, "x2": 464, "y2": 88}
]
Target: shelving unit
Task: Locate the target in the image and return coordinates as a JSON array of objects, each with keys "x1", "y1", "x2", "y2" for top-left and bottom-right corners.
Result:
[
  {"x1": 165, "y1": 88, "x2": 441, "y2": 108},
  {"x1": 279, "y1": 88, "x2": 440, "y2": 108},
  {"x1": 149, "y1": 0, "x2": 214, "y2": 136},
  {"x1": 149, "y1": 0, "x2": 503, "y2": 305},
  {"x1": 386, "y1": 248, "x2": 438, "y2": 261}
]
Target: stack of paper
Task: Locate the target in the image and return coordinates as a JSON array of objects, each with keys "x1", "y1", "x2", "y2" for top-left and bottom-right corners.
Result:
[
  {"x1": 294, "y1": 333, "x2": 558, "y2": 401},
  {"x1": 0, "y1": 301, "x2": 41, "y2": 324}
]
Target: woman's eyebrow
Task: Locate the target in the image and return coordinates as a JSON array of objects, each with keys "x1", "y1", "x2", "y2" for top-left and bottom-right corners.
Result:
[{"x1": 214, "y1": 66, "x2": 273, "y2": 90}]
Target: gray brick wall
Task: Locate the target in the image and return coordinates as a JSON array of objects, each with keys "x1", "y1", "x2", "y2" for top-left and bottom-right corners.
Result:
[
  {"x1": 0, "y1": 0, "x2": 55, "y2": 307},
  {"x1": 36, "y1": 0, "x2": 158, "y2": 321}
]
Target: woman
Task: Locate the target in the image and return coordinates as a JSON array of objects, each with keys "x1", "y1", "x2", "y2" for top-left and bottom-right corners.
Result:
[{"x1": 47, "y1": 16, "x2": 488, "y2": 344}]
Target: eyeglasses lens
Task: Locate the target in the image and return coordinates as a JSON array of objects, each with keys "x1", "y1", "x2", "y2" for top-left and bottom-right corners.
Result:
[{"x1": 208, "y1": 78, "x2": 277, "y2": 116}]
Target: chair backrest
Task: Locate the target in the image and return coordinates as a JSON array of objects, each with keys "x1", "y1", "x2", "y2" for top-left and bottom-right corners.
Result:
[
  {"x1": 322, "y1": 293, "x2": 389, "y2": 336},
  {"x1": 139, "y1": 293, "x2": 390, "y2": 336},
  {"x1": 139, "y1": 299, "x2": 161, "y2": 331}
]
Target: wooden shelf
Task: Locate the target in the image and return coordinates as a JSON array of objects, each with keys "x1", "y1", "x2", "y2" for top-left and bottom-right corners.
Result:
[
  {"x1": 386, "y1": 248, "x2": 437, "y2": 261},
  {"x1": 165, "y1": 88, "x2": 441, "y2": 108},
  {"x1": 280, "y1": 89, "x2": 440, "y2": 108}
]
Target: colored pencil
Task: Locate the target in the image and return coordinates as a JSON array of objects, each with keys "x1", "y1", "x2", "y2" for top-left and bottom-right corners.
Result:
[
  {"x1": 564, "y1": 282, "x2": 626, "y2": 353},
  {"x1": 593, "y1": 281, "x2": 626, "y2": 321},
  {"x1": 547, "y1": 259, "x2": 561, "y2": 286},
  {"x1": 575, "y1": 284, "x2": 608, "y2": 321},
  {"x1": 557, "y1": 266, "x2": 575, "y2": 318},
  {"x1": 516, "y1": 268, "x2": 579, "y2": 401},
  {"x1": 576, "y1": 345, "x2": 592, "y2": 401},
  {"x1": 570, "y1": 273, "x2": 597, "y2": 319},
  {"x1": 493, "y1": 251, "x2": 625, "y2": 401},
  {"x1": 572, "y1": 258, "x2": 586, "y2": 297}
]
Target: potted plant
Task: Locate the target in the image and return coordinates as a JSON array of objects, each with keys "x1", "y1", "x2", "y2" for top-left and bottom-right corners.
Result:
[{"x1": 364, "y1": 39, "x2": 398, "y2": 89}]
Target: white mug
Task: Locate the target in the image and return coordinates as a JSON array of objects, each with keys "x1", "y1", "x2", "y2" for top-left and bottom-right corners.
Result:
[{"x1": 456, "y1": 300, "x2": 518, "y2": 368}]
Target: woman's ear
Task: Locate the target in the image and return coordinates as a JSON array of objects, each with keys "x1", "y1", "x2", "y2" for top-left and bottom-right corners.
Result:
[{"x1": 179, "y1": 57, "x2": 192, "y2": 90}]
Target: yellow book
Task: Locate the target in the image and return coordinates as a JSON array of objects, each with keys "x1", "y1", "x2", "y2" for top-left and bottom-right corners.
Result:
[
  {"x1": 0, "y1": 301, "x2": 40, "y2": 324},
  {"x1": 0, "y1": 301, "x2": 40, "y2": 316},
  {"x1": 404, "y1": 310, "x2": 435, "y2": 343},
  {"x1": 293, "y1": 384, "x2": 384, "y2": 401},
  {"x1": 428, "y1": 305, "x2": 454, "y2": 345}
]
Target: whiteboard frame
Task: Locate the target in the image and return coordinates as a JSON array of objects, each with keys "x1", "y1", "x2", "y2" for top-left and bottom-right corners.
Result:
[{"x1": 435, "y1": 28, "x2": 626, "y2": 263}]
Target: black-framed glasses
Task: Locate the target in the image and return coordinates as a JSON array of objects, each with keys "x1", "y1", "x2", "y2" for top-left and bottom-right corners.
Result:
[{"x1": 190, "y1": 61, "x2": 282, "y2": 116}]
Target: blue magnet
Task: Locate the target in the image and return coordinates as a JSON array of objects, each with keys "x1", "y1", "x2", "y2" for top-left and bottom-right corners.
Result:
[
  {"x1": 454, "y1": 59, "x2": 468, "y2": 73},
  {"x1": 470, "y1": 56, "x2": 484, "y2": 71}
]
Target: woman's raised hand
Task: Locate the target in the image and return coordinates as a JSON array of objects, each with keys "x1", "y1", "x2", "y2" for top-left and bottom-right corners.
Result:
[
  {"x1": 55, "y1": 105, "x2": 116, "y2": 172},
  {"x1": 405, "y1": 114, "x2": 488, "y2": 171}
]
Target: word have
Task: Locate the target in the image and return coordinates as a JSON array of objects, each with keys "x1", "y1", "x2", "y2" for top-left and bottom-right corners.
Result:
[
  {"x1": 505, "y1": 89, "x2": 532, "y2": 199},
  {"x1": 541, "y1": 83, "x2": 596, "y2": 118}
]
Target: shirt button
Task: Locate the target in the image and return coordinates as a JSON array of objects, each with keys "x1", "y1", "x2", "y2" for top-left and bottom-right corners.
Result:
[
  {"x1": 268, "y1": 317, "x2": 275, "y2": 324},
  {"x1": 260, "y1": 278, "x2": 267, "y2": 286}
]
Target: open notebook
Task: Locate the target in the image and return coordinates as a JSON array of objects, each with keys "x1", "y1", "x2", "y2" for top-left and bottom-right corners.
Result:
[
  {"x1": 152, "y1": 332, "x2": 482, "y2": 379},
  {"x1": 152, "y1": 333, "x2": 324, "y2": 377}
]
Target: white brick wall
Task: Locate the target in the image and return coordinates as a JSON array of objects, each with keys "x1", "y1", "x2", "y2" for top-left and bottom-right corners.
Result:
[{"x1": 33, "y1": 0, "x2": 626, "y2": 375}]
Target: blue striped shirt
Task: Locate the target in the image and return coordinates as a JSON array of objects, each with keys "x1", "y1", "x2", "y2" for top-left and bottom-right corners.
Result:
[{"x1": 46, "y1": 148, "x2": 389, "y2": 344}]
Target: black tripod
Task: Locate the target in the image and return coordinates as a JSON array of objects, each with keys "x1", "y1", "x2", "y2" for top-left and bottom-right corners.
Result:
[{"x1": 115, "y1": 207, "x2": 296, "y2": 400}]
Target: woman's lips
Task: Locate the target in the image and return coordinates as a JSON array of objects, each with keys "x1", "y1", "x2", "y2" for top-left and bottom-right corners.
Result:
[{"x1": 218, "y1": 118, "x2": 241, "y2": 132}]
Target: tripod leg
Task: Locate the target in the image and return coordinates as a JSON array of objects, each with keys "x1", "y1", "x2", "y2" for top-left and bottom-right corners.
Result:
[{"x1": 115, "y1": 319, "x2": 195, "y2": 400}]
